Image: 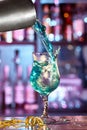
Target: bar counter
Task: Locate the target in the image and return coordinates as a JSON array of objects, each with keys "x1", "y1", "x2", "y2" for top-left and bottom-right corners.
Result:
[{"x1": 0, "y1": 115, "x2": 87, "y2": 130}]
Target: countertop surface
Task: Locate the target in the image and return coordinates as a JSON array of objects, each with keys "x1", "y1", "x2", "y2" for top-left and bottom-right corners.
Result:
[{"x1": 0, "y1": 116, "x2": 87, "y2": 130}]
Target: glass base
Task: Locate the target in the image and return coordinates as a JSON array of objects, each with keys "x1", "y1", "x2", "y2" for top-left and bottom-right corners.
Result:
[
  {"x1": 41, "y1": 116, "x2": 56, "y2": 124},
  {"x1": 41, "y1": 116, "x2": 71, "y2": 125}
]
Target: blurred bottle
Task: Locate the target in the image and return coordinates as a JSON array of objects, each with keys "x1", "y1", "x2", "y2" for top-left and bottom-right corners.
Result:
[
  {"x1": 42, "y1": 5, "x2": 52, "y2": 36},
  {"x1": 0, "y1": 80, "x2": 3, "y2": 111},
  {"x1": 13, "y1": 50, "x2": 21, "y2": 71},
  {"x1": 25, "y1": 27, "x2": 35, "y2": 42},
  {"x1": 53, "y1": 18, "x2": 63, "y2": 41},
  {"x1": 2, "y1": 65, "x2": 13, "y2": 109},
  {"x1": 32, "y1": 0, "x2": 36, "y2": 3},
  {"x1": 73, "y1": 17, "x2": 84, "y2": 42},
  {"x1": 13, "y1": 29, "x2": 25, "y2": 41},
  {"x1": 14, "y1": 65, "x2": 24, "y2": 109},
  {"x1": 51, "y1": 5, "x2": 63, "y2": 41},
  {"x1": 0, "y1": 50, "x2": 1, "y2": 69},
  {"x1": 24, "y1": 66, "x2": 38, "y2": 111},
  {"x1": 0, "y1": 32, "x2": 6, "y2": 41},
  {"x1": 0, "y1": 33, "x2": 3, "y2": 41},
  {"x1": 43, "y1": 14, "x2": 52, "y2": 35},
  {"x1": 43, "y1": 4, "x2": 50, "y2": 14},
  {"x1": 0, "y1": 31, "x2": 13, "y2": 43},
  {"x1": 63, "y1": 4, "x2": 72, "y2": 41},
  {"x1": 5, "y1": 31, "x2": 13, "y2": 43},
  {"x1": 0, "y1": 50, "x2": 3, "y2": 111},
  {"x1": 65, "y1": 25, "x2": 72, "y2": 42}
]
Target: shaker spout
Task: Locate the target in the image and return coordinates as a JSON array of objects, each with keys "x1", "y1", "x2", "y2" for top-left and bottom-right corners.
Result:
[{"x1": 0, "y1": 0, "x2": 36, "y2": 32}]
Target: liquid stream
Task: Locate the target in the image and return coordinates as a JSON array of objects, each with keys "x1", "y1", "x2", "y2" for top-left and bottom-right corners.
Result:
[{"x1": 32, "y1": 19, "x2": 60, "y2": 61}]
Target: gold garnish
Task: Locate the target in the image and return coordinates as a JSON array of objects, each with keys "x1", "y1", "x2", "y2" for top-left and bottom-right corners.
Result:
[{"x1": 0, "y1": 116, "x2": 46, "y2": 130}]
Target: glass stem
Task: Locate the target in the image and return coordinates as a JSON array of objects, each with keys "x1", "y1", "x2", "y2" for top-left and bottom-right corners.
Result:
[{"x1": 42, "y1": 95, "x2": 48, "y2": 118}]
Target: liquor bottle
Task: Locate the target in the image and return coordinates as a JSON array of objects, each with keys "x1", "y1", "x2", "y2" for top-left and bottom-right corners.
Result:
[
  {"x1": 5, "y1": 31, "x2": 13, "y2": 43},
  {"x1": 0, "y1": 33, "x2": 2, "y2": 41},
  {"x1": 13, "y1": 29, "x2": 25, "y2": 41},
  {"x1": 43, "y1": 4, "x2": 50, "y2": 14},
  {"x1": 32, "y1": 0, "x2": 36, "y2": 3},
  {"x1": 0, "y1": 50, "x2": 3, "y2": 111},
  {"x1": 42, "y1": 14, "x2": 52, "y2": 35},
  {"x1": 24, "y1": 66, "x2": 38, "y2": 111},
  {"x1": 2, "y1": 65, "x2": 13, "y2": 109},
  {"x1": 53, "y1": 17, "x2": 63, "y2": 41},
  {"x1": 26, "y1": 27, "x2": 35, "y2": 42},
  {"x1": 73, "y1": 17, "x2": 84, "y2": 41},
  {"x1": 42, "y1": 5, "x2": 52, "y2": 35},
  {"x1": 0, "y1": 32, "x2": 6, "y2": 41},
  {"x1": 13, "y1": 50, "x2": 20, "y2": 71},
  {"x1": 63, "y1": 5, "x2": 73, "y2": 42},
  {"x1": 65, "y1": 24, "x2": 72, "y2": 42},
  {"x1": 14, "y1": 65, "x2": 24, "y2": 108},
  {"x1": 0, "y1": 80, "x2": 2, "y2": 111},
  {"x1": 0, "y1": 31, "x2": 12, "y2": 43},
  {"x1": 51, "y1": 5, "x2": 63, "y2": 41}
]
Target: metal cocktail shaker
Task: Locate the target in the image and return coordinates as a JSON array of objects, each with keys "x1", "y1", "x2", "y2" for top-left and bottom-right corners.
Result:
[{"x1": 0, "y1": 0, "x2": 36, "y2": 32}]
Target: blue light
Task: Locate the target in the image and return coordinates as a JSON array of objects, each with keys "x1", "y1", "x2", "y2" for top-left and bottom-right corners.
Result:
[{"x1": 84, "y1": 17, "x2": 87, "y2": 23}]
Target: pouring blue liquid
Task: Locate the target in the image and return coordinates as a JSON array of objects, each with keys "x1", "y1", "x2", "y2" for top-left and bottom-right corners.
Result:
[{"x1": 32, "y1": 19, "x2": 60, "y2": 61}]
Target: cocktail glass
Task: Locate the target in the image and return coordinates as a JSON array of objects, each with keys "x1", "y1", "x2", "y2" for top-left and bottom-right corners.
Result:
[{"x1": 30, "y1": 52, "x2": 60, "y2": 124}]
